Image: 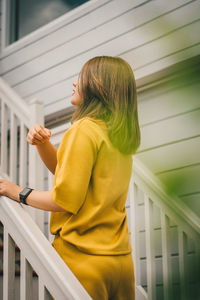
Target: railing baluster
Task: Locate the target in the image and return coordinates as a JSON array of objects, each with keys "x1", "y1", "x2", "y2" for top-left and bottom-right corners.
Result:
[
  {"x1": 3, "y1": 228, "x2": 15, "y2": 300},
  {"x1": 19, "y1": 122, "x2": 27, "y2": 187},
  {"x1": 161, "y1": 213, "x2": 172, "y2": 300},
  {"x1": 1, "y1": 101, "x2": 8, "y2": 174},
  {"x1": 9, "y1": 112, "x2": 17, "y2": 182},
  {"x1": 39, "y1": 278, "x2": 52, "y2": 300},
  {"x1": 194, "y1": 241, "x2": 200, "y2": 298},
  {"x1": 20, "y1": 252, "x2": 33, "y2": 300},
  {"x1": 129, "y1": 179, "x2": 140, "y2": 286},
  {"x1": 144, "y1": 195, "x2": 156, "y2": 300},
  {"x1": 178, "y1": 229, "x2": 187, "y2": 300}
]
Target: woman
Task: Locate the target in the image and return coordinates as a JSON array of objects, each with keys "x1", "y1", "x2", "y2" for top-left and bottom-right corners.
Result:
[{"x1": 0, "y1": 56, "x2": 140, "y2": 299}]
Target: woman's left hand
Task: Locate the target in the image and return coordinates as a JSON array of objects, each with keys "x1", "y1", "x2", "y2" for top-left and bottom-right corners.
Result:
[{"x1": 0, "y1": 179, "x2": 23, "y2": 202}]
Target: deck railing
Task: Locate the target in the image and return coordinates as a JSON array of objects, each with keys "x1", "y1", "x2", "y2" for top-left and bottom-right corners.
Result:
[
  {"x1": 0, "y1": 77, "x2": 91, "y2": 300},
  {"x1": 130, "y1": 157, "x2": 200, "y2": 300},
  {"x1": 0, "y1": 193, "x2": 91, "y2": 300},
  {"x1": 0, "y1": 77, "x2": 45, "y2": 230}
]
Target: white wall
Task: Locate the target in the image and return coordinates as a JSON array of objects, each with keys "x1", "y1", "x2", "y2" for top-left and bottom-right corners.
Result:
[
  {"x1": 0, "y1": 0, "x2": 199, "y2": 116},
  {"x1": 0, "y1": 0, "x2": 199, "y2": 219},
  {"x1": 0, "y1": 0, "x2": 2, "y2": 52},
  {"x1": 136, "y1": 74, "x2": 200, "y2": 217}
]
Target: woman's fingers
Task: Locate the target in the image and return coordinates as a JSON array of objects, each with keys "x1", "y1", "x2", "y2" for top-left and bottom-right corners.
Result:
[{"x1": 26, "y1": 124, "x2": 51, "y2": 145}]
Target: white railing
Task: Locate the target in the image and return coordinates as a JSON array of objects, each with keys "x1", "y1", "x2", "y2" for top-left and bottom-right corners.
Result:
[
  {"x1": 0, "y1": 77, "x2": 91, "y2": 300},
  {"x1": 0, "y1": 77, "x2": 45, "y2": 230},
  {"x1": 0, "y1": 194, "x2": 91, "y2": 300},
  {"x1": 130, "y1": 157, "x2": 200, "y2": 300}
]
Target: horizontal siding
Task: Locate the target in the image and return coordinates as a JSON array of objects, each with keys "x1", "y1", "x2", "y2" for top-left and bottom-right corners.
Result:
[
  {"x1": 181, "y1": 193, "x2": 200, "y2": 218},
  {"x1": 139, "y1": 109, "x2": 200, "y2": 151},
  {"x1": 136, "y1": 137, "x2": 200, "y2": 173},
  {"x1": 0, "y1": 0, "x2": 199, "y2": 117},
  {"x1": 138, "y1": 81, "x2": 200, "y2": 126},
  {"x1": 3, "y1": 0, "x2": 200, "y2": 86},
  {"x1": 0, "y1": 0, "x2": 2, "y2": 51},
  {"x1": 157, "y1": 164, "x2": 200, "y2": 196}
]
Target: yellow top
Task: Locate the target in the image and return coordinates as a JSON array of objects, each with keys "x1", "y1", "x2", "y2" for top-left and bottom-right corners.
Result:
[{"x1": 50, "y1": 117, "x2": 133, "y2": 255}]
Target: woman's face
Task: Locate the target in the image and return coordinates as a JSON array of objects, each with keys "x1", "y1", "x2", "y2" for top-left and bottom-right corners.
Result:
[{"x1": 70, "y1": 80, "x2": 82, "y2": 106}]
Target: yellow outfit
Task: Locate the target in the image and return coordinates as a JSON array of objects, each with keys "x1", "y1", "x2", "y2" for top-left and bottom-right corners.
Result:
[{"x1": 50, "y1": 117, "x2": 135, "y2": 299}]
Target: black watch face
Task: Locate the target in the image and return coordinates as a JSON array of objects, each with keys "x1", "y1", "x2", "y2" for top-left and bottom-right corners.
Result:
[{"x1": 21, "y1": 187, "x2": 31, "y2": 196}]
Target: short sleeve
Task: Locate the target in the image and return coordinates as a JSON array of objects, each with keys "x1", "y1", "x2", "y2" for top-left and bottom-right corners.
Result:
[{"x1": 51, "y1": 122, "x2": 98, "y2": 214}]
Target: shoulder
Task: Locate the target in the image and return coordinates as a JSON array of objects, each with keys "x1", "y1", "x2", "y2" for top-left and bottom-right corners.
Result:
[
  {"x1": 66, "y1": 117, "x2": 106, "y2": 145},
  {"x1": 60, "y1": 117, "x2": 106, "y2": 151}
]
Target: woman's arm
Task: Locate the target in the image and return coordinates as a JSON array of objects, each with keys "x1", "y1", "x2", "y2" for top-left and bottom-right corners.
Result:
[
  {"x1": 0, "y1": 180, "x2": 66, "y2": 212},
  {"x1": 36, "y1": 141, "x2": 57, "y2": 174},
  {"x1": 27, "y1": 124, "x2": 57, "y2": 174}
]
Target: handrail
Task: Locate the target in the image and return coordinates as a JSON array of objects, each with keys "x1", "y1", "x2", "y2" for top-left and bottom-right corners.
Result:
[
  {"x1": 132, "y1": 157, "x2": 200, "y2": 238},
  {"x1": 0, "y1": 77, "x2": 30, "y2": 127},
  {"x1": 0, "y1": 194, "x2": 92, "y2": 300},
  {"x1": 130, "y1": 157, "x2": 200, "y2": 300}
]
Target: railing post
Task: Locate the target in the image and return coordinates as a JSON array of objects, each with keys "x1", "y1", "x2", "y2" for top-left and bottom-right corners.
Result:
[
  {"x1": 161, "y1": 212, "x2": 172, "y2": 300},
  {"x1": 3, "y1": 228, "x2": 15, "y2": 300},
  {"x1": 27, "y1": 99, "x2": 45, "y2": 232},
  {"x1": 129, "y1": 175, "x2": 141, "y2": 286},
  {"x1": 20, "y1": 252, "x2": 33, "y2": 300},
  {"x1": 178, "y1": 229, "x2": 187, "y2": 300},
  {"x1": 144, "y1": 195, "x2": 156, "y2": 300},
  {"x1": 0, "y1": 101, "x2": 8, "y2": 175}
]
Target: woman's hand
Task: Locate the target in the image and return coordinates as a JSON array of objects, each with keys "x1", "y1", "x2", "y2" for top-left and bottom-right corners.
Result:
[
  {"x1": 27, "y1": 124, "x2": 51, "y2": 145},
  {"x1": 0, "y1": 179, "x2": 23, "y2": 202}
]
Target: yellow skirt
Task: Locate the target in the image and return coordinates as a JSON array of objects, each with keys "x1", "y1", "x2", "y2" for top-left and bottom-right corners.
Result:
[{"x1": 52, "y1": 235, "x2": 135, "y2": 300}]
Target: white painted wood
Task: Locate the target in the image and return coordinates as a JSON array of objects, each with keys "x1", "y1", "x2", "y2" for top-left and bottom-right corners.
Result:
[
  {"x1": 3, "y1": 227, "x2": 15, "y2": 300},
  {"x1": 133, "y1": 157, "x2": 200, "y2": 242},
  {"x1": 0, "y1": 0, "x2": 145, "y2": 68},
  {"x1": 39, "y1": 279, "x2": 52, "y2": 300},
  {"x1": 0, "y1": 77, "x2": 29, "y2": 127},
  {"x1": 9, "y1": 111, "x2": 17, "y2": 182},
  {"x1": 136, "y1": 136, "x2": 200, "y2": 173},
  {"x1": 181, "y1": 193, "x2": 200, "y2": 218},
  {"x1": 135, "y1": 285, "x2": 148, "y2": 300},
  {"x1": 28, "y1": 99, "x2": 45, "y2": 231},
  {"x1": 139, "y1": 109, "x2": 200, "y2": 151},
  {"x1": 178, "y1": 230, "x2": 187, "y2": 300},
  {"x1": 6, "y1": 1, "x2": 199, "y2": 99},
  {"x1": 20, "y1": 252, "x2": 33, "y2": 300},
  {"x1": 194, "y1": 240, "x2": 200, "y2": 297},
  {"x1": 135, "y1": 42, "x2": 200, "y2": 81},
  {"x1": 123, "y1": 19, "x2": 200, "y2": 70},
  {"x1": 0, "y1": 0, "x2": 112, "y2": 57},
  {"x1": 50, "y1": 122, "x2": 70, "y2": 145},
  {"x1": 0, "y1": 195, "x2": 92, "y2": 299},
  {"x1": 0, "y1": 100, "x2": 7, "y2": 173},
  {"x1": 144, "y1": 195, "x2": 156, "y2": 300},
  {"x1": 161, "y1": 213, "x2": 172, "y2": 300},
  {"x1": 4, "y1": 0, "x2": 199, "y2": 87},
  {"x1": 158, "y1": 164, "x2": 200, "y2": 197},
  {"x1": 129, "y1": 179, "x2": 141, "y2": 286},
  {"x1": 19, "y1": 122, "x2": 28, "y2": 187},
  {"x1": 138, "y1": 81, "x2": 200, "y2": 127}
]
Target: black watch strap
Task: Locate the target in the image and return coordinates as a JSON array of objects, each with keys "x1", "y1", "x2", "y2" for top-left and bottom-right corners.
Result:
[{"x1": 19, "y1": 187, "x2": 33, "y2": 205}]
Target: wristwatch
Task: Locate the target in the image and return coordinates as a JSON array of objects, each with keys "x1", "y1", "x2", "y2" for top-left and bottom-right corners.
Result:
[{"x1": 19, "y1": 187, "x2": 33, "y2": 205}]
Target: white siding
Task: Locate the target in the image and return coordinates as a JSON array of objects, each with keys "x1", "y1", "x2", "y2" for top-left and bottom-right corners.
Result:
[
  {"x1": 0, "y1": 0, "x2": 199, "y2": 218},
  {"x1": 136, "y1": 78, "x2": 200, "y2": 216},
  {"x1": 0, "y1": 0, "x2": 2, "y2": 51},
  {"x1": 0, "y1": 0, "x2": 199, "y2": 116}
]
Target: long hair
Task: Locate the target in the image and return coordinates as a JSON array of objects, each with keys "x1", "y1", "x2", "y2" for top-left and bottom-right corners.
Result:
[{"x1": 71, "y1": 56, "x2": 140, "y2": 155}]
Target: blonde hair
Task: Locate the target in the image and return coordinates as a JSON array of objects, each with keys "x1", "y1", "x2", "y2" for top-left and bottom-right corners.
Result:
[{"x1": 71, "y1": 56, "x2": 140, "y2": 155}]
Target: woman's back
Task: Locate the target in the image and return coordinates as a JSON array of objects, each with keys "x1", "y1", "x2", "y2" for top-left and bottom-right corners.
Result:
[{"x1": 50, "y1": 117, "x2": 133, "y2": 255}]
